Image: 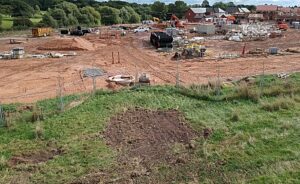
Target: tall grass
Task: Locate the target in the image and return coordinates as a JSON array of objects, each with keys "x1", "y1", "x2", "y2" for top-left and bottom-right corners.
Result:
[{"x1": 261, "y1": 96, "x2": 295, "y2": 112}]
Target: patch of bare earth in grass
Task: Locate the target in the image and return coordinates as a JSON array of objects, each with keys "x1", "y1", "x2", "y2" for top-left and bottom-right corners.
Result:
[{"x1": 71, "y1": 108, "x2": 199, "y2": 183}]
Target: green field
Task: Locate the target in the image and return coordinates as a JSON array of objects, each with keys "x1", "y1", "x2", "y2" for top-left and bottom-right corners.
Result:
[
  {"x1": 0, "y1": 15, "x2": 42, "y2": 30},
  {"x1": 0, "y1": 73, "x2": 299, "y2": 183}
]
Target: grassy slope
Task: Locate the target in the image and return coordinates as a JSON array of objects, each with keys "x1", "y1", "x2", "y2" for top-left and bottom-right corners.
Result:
[{"x1": 0, "y1": 73, "x2": 299, "y2": 183}]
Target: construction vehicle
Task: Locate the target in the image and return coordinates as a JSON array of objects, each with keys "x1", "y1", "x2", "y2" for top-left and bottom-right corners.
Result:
[
  {"x1": 153, "y1": 17, "x2": 160, "y2": 23},
  {"x1": 277, "y1": 21, "x2": 289, "y2": 31},
  {"x1": 150, "y1": 32, "x2": 173, "y2": 49},
  {"x1": 173, "y1": 44, "x2": 206, "y2": 60},
  {"x1": 70, "y1": 26, "x2": 91, "y2": 36},
  {"x1": 32, "y1": 27, "x2": 52, "y2": 37},
  {"x1": 170, "y1": 14, "x2": 184, "y2": 28}
]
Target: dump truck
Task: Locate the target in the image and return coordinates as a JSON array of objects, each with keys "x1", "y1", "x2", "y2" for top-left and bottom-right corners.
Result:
[
  {"x1": 32, "y1": 27, "x2": 52, "y2": 37},
  {"x1": 150, "y1": 32, "x2": 173, "y2": 49}
]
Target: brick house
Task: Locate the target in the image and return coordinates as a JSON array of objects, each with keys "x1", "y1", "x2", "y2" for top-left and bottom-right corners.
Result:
[
  {"x1": 185, "y1": 8, "x2": 226, "y2": 22},
  {"x1": 185, "y1": 8, "x2": 207, "y2": 22},
  {"x1": 256, "y1": 5, "x2": 279, "y2": 20}
]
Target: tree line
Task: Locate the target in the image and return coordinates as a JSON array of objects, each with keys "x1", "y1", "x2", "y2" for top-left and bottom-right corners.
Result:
[{"x1": 0, "y1": 0, "x2": 256, "y2": 30}]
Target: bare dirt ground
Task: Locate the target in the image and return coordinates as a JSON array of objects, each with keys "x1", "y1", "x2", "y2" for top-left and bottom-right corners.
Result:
[
  {"x1": 0, "y1": 29, "x2": 299, "y2": 103},
  {"x1": 105, "y1": 108, "x2": 197, "y2": 166},
  {"x1": 8, "y1": 147, "x2": 63, "y2": 166},
  {"x1": 73, "y1": 108, "x2": 198, "y2": 184}
]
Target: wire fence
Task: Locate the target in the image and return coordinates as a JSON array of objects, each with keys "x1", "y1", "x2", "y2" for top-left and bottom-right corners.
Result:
[
  {"x1": 0, "y1": 59, "x2": 299, "y2": 128},
  {"x1": 0, "y1": 55, "x2": 299, "y2": 105}
]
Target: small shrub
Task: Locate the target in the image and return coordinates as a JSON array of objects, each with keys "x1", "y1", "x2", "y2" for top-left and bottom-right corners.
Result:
[
  {"x1": 31, "y1": 107, "x2": 44, "y2": 123},
  {"x1": 35, "y1": 122, "x2": 44, "y2": 139},
  {"x1": 227, "y1": 82, "x2": 260, "y2": 102},
  {"x1": 230, "y1": 111, "x2": 240, "y2": 122},
  {"x1": 261, "y1": 97, "x2": 295, "y2": 112},
  {"x1": 208, "y1": 79, "x2": 219, "y2": 90}
]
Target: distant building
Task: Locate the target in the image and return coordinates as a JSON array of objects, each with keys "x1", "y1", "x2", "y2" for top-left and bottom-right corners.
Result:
[
  {"x1": 256, "y1": 5, "x2": 300, "y2": 22},
  {"x1": 225, "y1": 7, "x2": 250, "y2": 15},
  {"x1": 248, "y1": 14, "x2": 264, "y2": 22},
  {"x1": 185, "y1": 8, "x2": 206, "y2": 22},
  {"x1": 185, "y1": 8, "x2": 226, "y2": 22},
  {"x1": 225, "y1": 7, "x2": 250, "y2": 23},
  {"x1": 256, "y1": 5, "x2": 279, "y2": 20}
]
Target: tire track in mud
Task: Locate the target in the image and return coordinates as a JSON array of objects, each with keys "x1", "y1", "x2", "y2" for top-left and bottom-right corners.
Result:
[{"x1": 120, "y1": 37, "x2": 180, "y2": 84}]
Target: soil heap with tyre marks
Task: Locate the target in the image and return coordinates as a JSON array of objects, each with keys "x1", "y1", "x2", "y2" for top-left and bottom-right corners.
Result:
[
  {"x1": 104, "y1": 108, "x2": 198, "y2": 166},
  {"x1": 38, "y1": 37, "x2": 96, "y2": 51}
]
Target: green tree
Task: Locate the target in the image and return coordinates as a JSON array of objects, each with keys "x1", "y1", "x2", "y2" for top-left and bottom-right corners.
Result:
[
  {"x1": 35, "y1": 5, "x2": 41, "y2": 12},
  {"x1": 13, "y1": 17, "x2": 34, "y2": 29},
  {"x1": 201, "y1": 0, "x2": 210, "y2": 7},
  {"x1": 0, "y1": 5, "x2": 13, "y2": 15},
  {"x1": 56, "y1": 2, "x2": 81, "y2": 18},
  {"x1": 0, "y1": 14, "x2": 2, "y2": 27},
  {"x1": 67, "y1": 14, "x2": 78, "y2": 26},
  {"x1": 50, "y1": 8, "x2": 68, "y2": 27},
  {"x1": 129, "y1": 12, "x2": 140, "y2": 23},
  {"x1": 168, "y1": 1, "x2": 188, "y2": 18},
  {"x1": 227, "y1": 2, "x2": 235, "y2": 7},
  {"x1": 40, "y1": 13, "x2": 57, "y2": 27},
  {"x1": 135, "y1": 6, "x2": 152, "y2": 20},
  {"x1": 77, "y1": 14, "x2": 90, "y2": 25},
  {"x1": 97, "y1": 6, "x2": 121, "y2": 25},
  {"x1": 120, "y1": 7, "x2": 130, "y2": 23},
  {"x1": 10, "y1": 0, "x2": 35, "y2": 17},
  {"x1": 213, "y1": 2, "x2": 227, "y2": 10},
  {"x1": 81, "y1": 6, "x2": 101, "y2": 25},
  {"x1": 125, "y1": 6, "x2": 141, "y2": 23},
  {"x1": 151, "y1": 1, "x2": 167, "y2": 19}
]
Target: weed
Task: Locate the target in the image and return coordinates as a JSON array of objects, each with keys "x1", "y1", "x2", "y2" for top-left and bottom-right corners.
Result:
[
  {"x1": 226, "y1": 82, "x2": 260, "y2": 102},
  {"x1": 230, "y1": 110, "x2": 240, "y2": 122},
  {"x1": 31, "y1": 106, "x2": 44, "y2": 123},
  {"x1": 261, "y1": 97, "x2": 295, "y2": 112},
  {"x1": 35, "y1": 122, "x2": 44, "y2": 139}
]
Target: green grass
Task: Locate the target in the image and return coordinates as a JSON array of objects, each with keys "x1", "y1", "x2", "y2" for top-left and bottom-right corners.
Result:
[
  {"x1": 0, "y1": 14, "x2": 42, "y2": 30},
  {"x1": 1, "y1": 17, "x2": 13, "y2": 30},
  {"x1": 0, "y1": 73, "x2": 299, "y2": 183}
]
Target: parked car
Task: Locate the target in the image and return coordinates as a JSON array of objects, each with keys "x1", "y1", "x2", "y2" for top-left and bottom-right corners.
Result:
[{"x1": 134, "y1": 27, "x2": 149, "y2": 33}]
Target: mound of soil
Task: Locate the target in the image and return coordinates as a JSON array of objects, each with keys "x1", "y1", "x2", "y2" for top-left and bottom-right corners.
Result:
[
  {"x1": 38, "y1": 37, "x2": 95, "y2": 51},
  {"x1": 8, "y1": 148, "x2": 63, "y2": 166},
  {"x1": 104, "y1": 108, "x2": 197, "y2": 166}
]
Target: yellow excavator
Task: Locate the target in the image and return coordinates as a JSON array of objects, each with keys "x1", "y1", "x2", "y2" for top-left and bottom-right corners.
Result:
[{"x1": 153, "y1": 17, "x2": 160, "y2": 23}]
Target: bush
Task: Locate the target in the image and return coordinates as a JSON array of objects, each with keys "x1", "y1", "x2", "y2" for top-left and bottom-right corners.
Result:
[
  {"x1": 13, "y1": 17, "x2": 33, "y2": 29},
  {"x1": 261, "y1": 97, "x2": 295, "y2": 112},
  {"x1": 35, "y1": 122, "x2": 44, "y2": 139},
  {"x1": 39, "y1": 13, "x2": 57, "y2": 28},
  {"x1": 230, "y1": 110, "x2": 240, "y2": 122},
  {"x1": 227, "y1": 82, "x2": 260, "y2": 102}
]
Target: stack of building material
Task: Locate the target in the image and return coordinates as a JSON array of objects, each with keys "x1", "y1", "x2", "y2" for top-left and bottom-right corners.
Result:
[
  {"x1": 196, "y1": 24, "x2": 216, "y2": 35},
  {"x1": 292, "y1": 22, "x2": 300, "y2": 29},
  {"x1": 225, "y1": 23, "x2": 277, "y2": 41}
]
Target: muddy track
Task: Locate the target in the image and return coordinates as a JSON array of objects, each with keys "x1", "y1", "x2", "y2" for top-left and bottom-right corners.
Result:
[{"x1": 121, "y1": 37, "x2": 177, "y2": 83}]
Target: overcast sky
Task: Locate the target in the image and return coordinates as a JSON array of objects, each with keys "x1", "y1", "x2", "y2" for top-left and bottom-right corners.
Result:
[{"x1": 97, "y1": 0, "x2": 300, "y2": 6}]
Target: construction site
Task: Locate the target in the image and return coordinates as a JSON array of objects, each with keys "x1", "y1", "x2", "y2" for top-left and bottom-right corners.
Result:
[
  {"x1": 1, "y1": 3, "x2": 300, "y2": 182},
  {"x1": 0, "y1": 21, "x2": 299, "y2": 103}
]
